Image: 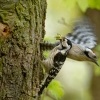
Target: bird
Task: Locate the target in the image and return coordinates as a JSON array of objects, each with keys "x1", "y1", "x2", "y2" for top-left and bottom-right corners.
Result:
[
  {"x1": 38, "y1": 17, "x2": 99, "y2": 97},
  {"x1": 66, "y1": 18, "x2": 98, "y2": 66},
  {"x1": 40, "y1": 17, "x2": 98, "y2": 66},
  {"x1": 38, "y1": 37, "x2": 72, "y2": 96}
]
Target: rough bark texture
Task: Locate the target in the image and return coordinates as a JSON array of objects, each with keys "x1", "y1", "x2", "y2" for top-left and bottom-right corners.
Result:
[{"x1": 0, "y1": 0, "x2": 47, "y2": 100}]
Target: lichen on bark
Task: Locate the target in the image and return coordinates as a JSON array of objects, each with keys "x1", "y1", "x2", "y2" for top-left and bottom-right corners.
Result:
[{"x1": 0, "y1": 0, "x2": 47, "y2": 100}]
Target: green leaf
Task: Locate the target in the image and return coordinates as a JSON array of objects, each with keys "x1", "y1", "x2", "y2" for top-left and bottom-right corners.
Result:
[
  {"x1": 88, "y1": 0, "x2": 96, "y2": 8},
  {"x1": 64, "y1": 0, "x2": 100, "y2": 12},
  {"x1": 47, "y1": 80, "x2": 64, "y2": 100},
  {"x1": 64, "y1": 0, "x2": 77, "y2": 9},
  {"x1": 76, "y1": 0, "x2": 89, "y2": 12},
  {"x1": 95, "y1": 0, "x2": 100, "y2": 9}
]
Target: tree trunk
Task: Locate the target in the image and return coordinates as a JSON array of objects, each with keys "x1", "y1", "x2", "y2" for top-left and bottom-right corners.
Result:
[
  {"x1": 0, "y1": 0, "x2": 47, "y2": 100},
  {"x1": 86, "y1": 9, "x2": 100, "y2": 100}
]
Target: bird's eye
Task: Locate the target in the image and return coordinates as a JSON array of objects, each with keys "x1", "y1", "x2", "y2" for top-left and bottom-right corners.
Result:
[{"x1": 84, "y1": 51, "x2": 90, "y2": 58}]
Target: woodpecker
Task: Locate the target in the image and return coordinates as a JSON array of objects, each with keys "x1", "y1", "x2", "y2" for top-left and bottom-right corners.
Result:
[
  {"x1": 66, "y1": 18, "x2": 98, "y2": 65},
  {"x1": 38, "y1": 17, "x2": 99, "y2": 96},
  {"x1": 40, "y1": 18, "x2": 98, "y2": 66},
  {"x1": 37, "y1": 38, "x2": 72, "y2": 96}
]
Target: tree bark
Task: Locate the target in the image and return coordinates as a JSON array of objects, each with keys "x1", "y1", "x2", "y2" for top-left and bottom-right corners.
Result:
[{"x1": 0, "y1": 0, "x2": 47, "y2": 100}]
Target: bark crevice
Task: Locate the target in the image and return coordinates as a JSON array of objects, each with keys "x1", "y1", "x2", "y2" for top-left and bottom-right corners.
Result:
[{"x1": 0, "y1": 0, "x2": 47, "y2": 100}]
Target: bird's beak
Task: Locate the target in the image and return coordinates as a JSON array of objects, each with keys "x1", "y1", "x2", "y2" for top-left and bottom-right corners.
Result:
[{"x1": 94, "y1": 60, "x2": 99, "y2": 66}]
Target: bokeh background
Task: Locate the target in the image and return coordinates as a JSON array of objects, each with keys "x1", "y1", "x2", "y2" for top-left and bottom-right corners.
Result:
[{"x1": 42, "y1": 0, "x2": 100, "y2": 100}]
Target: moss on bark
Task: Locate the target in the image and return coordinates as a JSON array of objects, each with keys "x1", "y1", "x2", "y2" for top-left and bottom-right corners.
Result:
[{"x1": 0, "y1": 0, "x2": 47, "y2": 100}]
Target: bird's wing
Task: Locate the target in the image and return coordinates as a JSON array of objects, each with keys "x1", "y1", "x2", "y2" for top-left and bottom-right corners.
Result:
[{"x1": 67, "y1": 18, "x2": 97, "y2": 49}]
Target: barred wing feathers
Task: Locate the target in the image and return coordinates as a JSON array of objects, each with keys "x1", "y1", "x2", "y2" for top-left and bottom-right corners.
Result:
[{"x1": 67, "y1": 18, "x2": 97, "y2": 49}]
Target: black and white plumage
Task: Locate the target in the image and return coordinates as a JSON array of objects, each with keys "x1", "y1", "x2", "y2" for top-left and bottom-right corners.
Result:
[
  {"x1": 67, "y1": 18, "x2": 97, "y2": 49},
  {"x1": 38, "y1": 38, "x2": 72, "y2": 96},
  {"x1": 41, "y1": 18, "x2": 97, "y2": 50},
  {"x1": 41, "y1": 18, "x2": 98, "y2": 65},
  {"x1": 38, "y1": 17, "x2": 98, "y2": 97},
  {"x1": 40, "y1": 41, "x2": 57, "y2": 51},
  {"x1": 65, "y1": 18, "x2": 98, "y2": 65}
]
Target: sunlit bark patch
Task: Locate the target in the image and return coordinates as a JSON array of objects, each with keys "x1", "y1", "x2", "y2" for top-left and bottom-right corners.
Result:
[{"x1": 0, "y1": 23, "x2": 10, "y2": 38}]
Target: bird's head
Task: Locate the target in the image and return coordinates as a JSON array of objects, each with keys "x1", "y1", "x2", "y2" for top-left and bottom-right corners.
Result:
[{"x1": 84, "y1": 48, "x2": 99, "y2": 66}]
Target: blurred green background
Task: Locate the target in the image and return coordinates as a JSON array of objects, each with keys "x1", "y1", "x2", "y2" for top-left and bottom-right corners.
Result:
[{"x1": 42, "y1": 0, "x2": 100, "y2": 100}]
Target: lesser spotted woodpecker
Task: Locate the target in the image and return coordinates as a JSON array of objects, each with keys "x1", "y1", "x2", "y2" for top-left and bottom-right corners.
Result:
[
  {"x1": 66, "y1": 18, "x2": 98, "y2": 66},
  {"x1": 38, "y1": 17, "x2": 99, "y2": 96},
  {"x1": 40, "y1": 18, "x2": 98, "y2": 66},
  {"x1": 38, "y1": 38, "x2": 72, "y2": 95}
]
